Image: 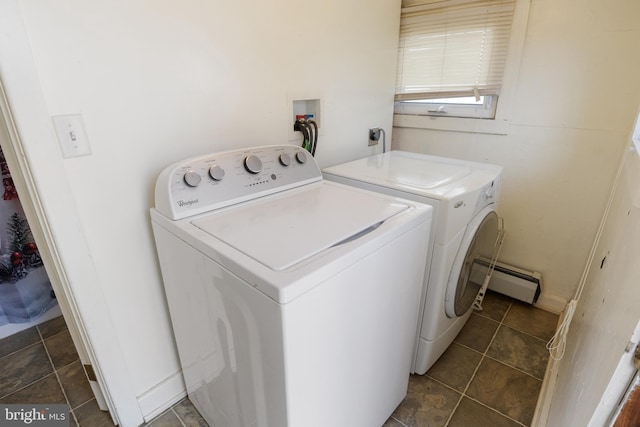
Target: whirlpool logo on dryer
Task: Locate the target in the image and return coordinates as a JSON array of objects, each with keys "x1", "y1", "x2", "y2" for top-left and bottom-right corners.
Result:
[{"x1": 177, "y1": 198, "x2": 199, "y2": 207}]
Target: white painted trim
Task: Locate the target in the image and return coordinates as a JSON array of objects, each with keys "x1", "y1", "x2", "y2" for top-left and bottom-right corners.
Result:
[
  {"x1": 535, "y1": 293, "x2": 569, "y2": 315},
  {"x1": 493, "y1": 0, "x2": 530, "y2": 121},
  {"x1": 589, "y1": 319, "x2": 640, "y2": 427},
  {"x1": 531, "y1": 345, "x2": 561, "y2": 427},
  {"x1": 531, "y1": 302, "x2": 570, "y2": 427},
  {"x1": 393, "y1": 114, "x2": 510, "y2": 135},
  {"x1": 0, "y1": 83, "x2": 118, "y2": 418},
  {"x1": 137, "y1": 370, "x2": 187, "y2": 422},
  {"x1": 0, "y1": 2, "x2": 143, "y2": 426}
]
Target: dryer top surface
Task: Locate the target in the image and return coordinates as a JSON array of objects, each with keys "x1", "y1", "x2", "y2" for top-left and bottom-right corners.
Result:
[{"x1": 323, "y1": 151, "x2": 502, "y2": 200}]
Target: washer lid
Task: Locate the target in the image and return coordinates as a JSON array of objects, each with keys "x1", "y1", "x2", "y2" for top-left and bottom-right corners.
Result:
[{"x1": 191, "y1": 182, "x2": 409, "y2": 271}]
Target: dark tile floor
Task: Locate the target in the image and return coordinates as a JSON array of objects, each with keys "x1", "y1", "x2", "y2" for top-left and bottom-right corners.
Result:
[
  {"x1": 0, "y1": 315, "x2": 101, "y2": 426},
  {"x1": 384, "y1": 290, "x2": 559, "y2": 427},
  {"x1": 0, "y1": 290, "x2": 557, "y2": 427},
  {"x1": 0, "y1": 316, "x2": 206, "y2": 427}
]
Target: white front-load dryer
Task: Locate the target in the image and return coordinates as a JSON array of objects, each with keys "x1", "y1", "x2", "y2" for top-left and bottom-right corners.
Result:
[
  {"x1": 323, "y1": 151, "x2": 503, "y2": 374},
  {"x1": 150, "y1": 145, "x2": 433, "y2": 427}
]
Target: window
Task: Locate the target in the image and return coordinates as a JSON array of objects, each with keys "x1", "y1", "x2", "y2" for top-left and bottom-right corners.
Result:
[{"x1": 395, "y1": 0, "x2": 521, "y2": 122}]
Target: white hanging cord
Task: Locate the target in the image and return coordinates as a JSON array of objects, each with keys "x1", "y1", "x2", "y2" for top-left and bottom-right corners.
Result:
[
  {"x1": 546, "y1": 147, "x2": 630, "y2": 360},
  {"x1": 546, "y1": 299, "x2": 577, "y2": 360}
]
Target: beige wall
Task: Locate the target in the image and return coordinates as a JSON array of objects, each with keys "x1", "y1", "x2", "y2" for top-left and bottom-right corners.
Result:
[
  {"x1": 546, "y1": 141, "x2": 640, "y2": 426},
  {"x1": 6, "y1": 0, "x2": 640, "y2": 423},
  {"x1": 393, "y1": 0, "x2": 640, "y2": 305},
  {"x1": 2, "y1": 0, "x2": 401, "y2": 420}
]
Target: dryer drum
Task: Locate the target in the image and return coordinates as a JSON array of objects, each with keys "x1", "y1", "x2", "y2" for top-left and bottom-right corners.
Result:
[{"x1": 449, "y1": 209, "x2": 500, "y2": 317}]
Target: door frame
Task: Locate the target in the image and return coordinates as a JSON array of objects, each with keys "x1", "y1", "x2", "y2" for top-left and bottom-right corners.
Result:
[
  {"x1": 0, "y1": 2, "x2": 143, "y2": 425},
  {"x1": 590, "y1": 318, "x2": 640, "y2": 426}
]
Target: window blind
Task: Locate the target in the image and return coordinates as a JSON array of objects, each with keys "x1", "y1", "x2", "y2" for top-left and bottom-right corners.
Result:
[{"x1": 395, "y1": 0, "x2": 515, "y2": 101}]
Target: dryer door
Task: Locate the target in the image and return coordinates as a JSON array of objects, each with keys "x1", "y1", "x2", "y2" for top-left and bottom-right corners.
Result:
[{"x1": 445, "y1": 206, "x2": 499, "y2": 318}]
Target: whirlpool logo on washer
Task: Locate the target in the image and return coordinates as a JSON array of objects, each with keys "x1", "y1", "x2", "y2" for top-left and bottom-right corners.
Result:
[{"x1": 177, "y1": 198, "x2": 199, "y2": 207}]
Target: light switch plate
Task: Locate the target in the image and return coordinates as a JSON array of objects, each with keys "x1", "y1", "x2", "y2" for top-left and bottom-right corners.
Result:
[{"x1": 52, "y1": 114, "x2": 92, "y2": 158}]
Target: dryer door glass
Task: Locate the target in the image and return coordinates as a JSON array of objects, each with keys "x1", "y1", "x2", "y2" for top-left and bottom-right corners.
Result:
[{"x1": 449, "y1": 210, "x2": 499, "y2": 317}]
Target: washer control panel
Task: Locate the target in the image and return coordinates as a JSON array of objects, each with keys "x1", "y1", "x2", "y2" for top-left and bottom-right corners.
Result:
[{"x1": 154, "y1": 145, "x2": 321, "y2": 220}]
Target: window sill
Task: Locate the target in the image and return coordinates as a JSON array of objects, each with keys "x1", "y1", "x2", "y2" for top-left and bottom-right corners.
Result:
[{"x1": 393, "y1": 114, "x2": 510, "y2": 135}]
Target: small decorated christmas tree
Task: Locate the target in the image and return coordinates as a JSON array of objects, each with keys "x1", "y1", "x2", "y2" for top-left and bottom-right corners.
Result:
[
  {"x1": 3, "y1": 212, "x2": 41, "y2": 280},
  {"x1": 8, "y1": 212, "x2": 32, "y2": 253}
]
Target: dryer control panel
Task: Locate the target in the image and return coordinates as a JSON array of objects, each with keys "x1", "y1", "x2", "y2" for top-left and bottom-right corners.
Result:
[{"x1": 154, "y1": 145, "x2": 321, "y2": 220}]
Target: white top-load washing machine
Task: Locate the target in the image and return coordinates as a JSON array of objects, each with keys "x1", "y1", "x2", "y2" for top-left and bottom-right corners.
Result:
[
  {"x1": 323, "y1": 151, "x2": 504, "y2": 375},
  {"x1": 150, "y1": 145, "x2": 433, "y2": 427}
]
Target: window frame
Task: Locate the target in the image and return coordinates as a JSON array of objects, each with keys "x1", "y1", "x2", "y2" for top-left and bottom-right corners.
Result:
[
  {"x1": 393, "y1": 0, "x2": 531, "y2": 135},
  {"x1": 394, "y1": 95, "x2": 498, "y2": 119}
]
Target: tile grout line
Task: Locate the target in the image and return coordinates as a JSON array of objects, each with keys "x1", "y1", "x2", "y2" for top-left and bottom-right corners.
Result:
[
  {"x1": 452, "y1": 340, "x2": 488, "y2": 355},
  {"x1": 0, "y1": 339, "x2": 42, "y2": 363},
  {"x1": 443, "y1": 300, "x2": 513, "y2": 427},
  {"x1": 388, "y1": 413, "x2": 410, "y2": 427},
  {"x1": 463, "y1": 394, "x2": 529, "y2": 427},
  {"x1": 392, "y1": 418, "x2": 409, "y2": 427},
  {"x1": 0, "y1": 326, "x2": 47, "y2": 400},
  {"x1": 479, "y1": 301, "x2": 552, "y2": 381},
  {"x1": 170, "y1": 406, "x2": 188, "y2": 427},
  {"x1": 482, "y1": 299, "x2": 558, "y2": 342},
  {"x1": 474, "y1": 301, "x2": 527, "y2": 427},
  {"x1": 425, "y1": 369, "x2": 526, "y2": 426},
  {"x1": 0, "y1": 371, "x2": 57, "y2": 401},
  {"x1": 498, "y1": 322, "x2": 555, "y2": 344},
  {"x1": 482, "y1": 353, "x2": 547, "y2": 382},
  {"x1": 484, "y1": 299, "x2": 541, "y2": 426},
  {"x1": 37, "y1": 325, "x2": 80, "y2": 427},
  {"x1": 0, "y1": 320, "x2": 86, "y2": 425},
  {"x1": 72, "y1": 397, "x2": 97, "y2": 411},
  {"x1": 145, "y1": 406, "x2": 185, "y2": 427},
  {"x1": 443, "y1": 390, "x2": 466, "y2": 427},
  {"x1": 395, "y1": 295, "x2": 554, "y2": 427},
  {"x1": 485, "y1": 300, "x2": 534, "y2": 425}
]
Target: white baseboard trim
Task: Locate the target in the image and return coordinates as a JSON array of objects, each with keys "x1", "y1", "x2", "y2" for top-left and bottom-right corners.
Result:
[
  {"x1": 535, "y1": 292, "x2": 568, "y2": 315},
  {"x1": 531, "y1": 302, "x2": 570, "y2": 426},
  {"x1": 137, "y1": 370, "x2": 186, "y2": 422},
  {"x1": 532, "y1": 346, "x2": 561, "y2": 426}
]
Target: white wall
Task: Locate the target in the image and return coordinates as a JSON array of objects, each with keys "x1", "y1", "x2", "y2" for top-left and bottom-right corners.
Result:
[
  {"x1": 546, "y1": 141, "x2": 640, "y2": 425},
  {"x1": 1, "y1": 0, "x2": 400, "y2": 421},
  {"x1": 393, "y1": 0, "x2": 640, "y2": 304}
]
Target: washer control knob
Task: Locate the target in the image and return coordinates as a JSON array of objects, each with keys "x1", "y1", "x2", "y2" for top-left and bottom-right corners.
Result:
[
  {"x1": 183, "y1": 170, "x2": 202, "y2": 187},
  {"x1": 244, "y1": 155, "x2": 263, "y2": 174},
  {"x1": 209, "y1": 165, "x2": 225, "y2": 181},
  {"x1": 279, "y1": 153, "x2": 291, "y2": 166},
  {"x1": 296, "y1": 150, "x2": 308, "y2": 164}
]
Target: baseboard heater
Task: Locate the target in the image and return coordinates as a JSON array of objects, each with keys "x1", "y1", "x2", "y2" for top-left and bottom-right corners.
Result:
[{"x1": 470, "y1": 258, "x2": 541, "y2": 304}]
